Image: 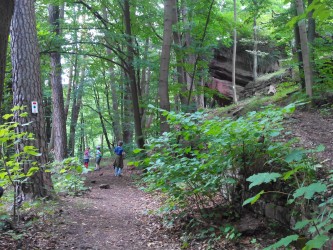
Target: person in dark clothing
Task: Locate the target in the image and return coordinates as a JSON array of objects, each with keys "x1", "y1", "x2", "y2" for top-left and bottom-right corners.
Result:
[
  {"x1": 0, "y1": 186, "x2": 4, "y2": 198},
  {"x1": 114, "y1": 141, "x2": 125, "y2": 176}
]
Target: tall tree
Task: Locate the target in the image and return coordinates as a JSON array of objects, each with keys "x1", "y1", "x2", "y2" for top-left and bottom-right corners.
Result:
[
  {"x1": 0, "y1": 0, "x2": 14, "y2": 109},
  {"x1": 48, "y1": 4, "x2": 67, "y2": 161},
  {"x1": 295, "y1": 0, "x2": 313, "y2": 97},
  {"x1": 123, "y1": 0, "x2": 144, "y2": 148},
  {"x1": 159, "y1": 0, "x2": 176, "y2": 133},
  {"x1": 232, "y1": 0, "x2": 238, "y2": 104},
  {"x1": 11, "y1": 0, "x2": 53, "y2": 197},
  {"x1": 68, "y1": 61, "x2": 85, "y2": 156}
]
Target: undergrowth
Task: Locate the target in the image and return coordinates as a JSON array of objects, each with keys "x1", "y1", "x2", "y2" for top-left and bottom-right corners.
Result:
[{"x1": 136, "y1": 102, "x2": 332, "y2": 249}]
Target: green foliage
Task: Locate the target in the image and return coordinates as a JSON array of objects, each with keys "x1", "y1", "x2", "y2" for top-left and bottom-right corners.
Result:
[
  {"x1": 0, "y1": 107, "x2": 40, "y2": 199},
  {"x1": 51, "y1": 157, "x2": 88, "y2": 196},
  {"x1": 51, "y1": 158, "x2": 87, "y2": 195},
  {"x1": 247, "y1": 173, "x2": 282, "y2": 189},
  {"x1": 244, "y1": 144, "x2": 332, "y2": 249},
  {"x1": 139, "y1": 104, "x2": 296, "y2": 242}
]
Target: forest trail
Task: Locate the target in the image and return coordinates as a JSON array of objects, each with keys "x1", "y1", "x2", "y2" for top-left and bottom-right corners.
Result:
[
  {"x1": 54, "y1": 166, "x2": 179, "y2": 250},
  {"x1": 52, "y1": 107, "x2": 333, "y2": 250}
]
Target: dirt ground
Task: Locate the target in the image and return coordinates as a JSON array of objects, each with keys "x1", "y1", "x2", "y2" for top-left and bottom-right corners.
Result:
[
  {"x1": 285, "y1": 108, "x2": 333, "y2": 169},
  {"x1": 53, "y1": 167, "x2": 181, "y2": 250}
]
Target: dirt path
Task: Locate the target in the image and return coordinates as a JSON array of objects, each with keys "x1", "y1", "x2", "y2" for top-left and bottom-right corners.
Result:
[
  {"x1": 54, "y1": 166, "x2": 180, "y2": 250},
  {"x1": 286, "y1": 108, "x2": 333, "y2": 169}
]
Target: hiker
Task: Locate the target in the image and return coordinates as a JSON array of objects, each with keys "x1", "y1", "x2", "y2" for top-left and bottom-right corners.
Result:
[
  {"x1": 114, "y1": 141, "x2": 125, "y2": 176},
  {"x1": 95, "y1": 146, "x2": 102, "y2": 171},
  {"x1": 83, "y1": 147, "x2": 91, "y2": 168}
]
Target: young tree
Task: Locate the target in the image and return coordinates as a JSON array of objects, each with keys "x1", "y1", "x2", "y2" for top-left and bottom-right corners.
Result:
[{"x1": 11, "y1": 0, "x2": 53, "y2": 197}]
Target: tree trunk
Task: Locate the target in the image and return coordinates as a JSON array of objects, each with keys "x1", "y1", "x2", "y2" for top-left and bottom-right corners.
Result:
[
  {"x1": 64, "y1": 62, "x2": 74, "y2": 120},
  {"x1": 253, "y1": 16, "x2": 258, "y2": 84},
  {"x1": 182, "y1": 4, "x2": 197, "y2": 112},
  {"x1": 123, "y1": 0, "x2": 144, "y2": 148},
  {"x1": 92, "y1": 81, "x2": 113, "y2": 154},
  {"x1": 48, "y1": 4, "x2": 67, "y2": 161},
  {"x1": 171, "y1": 3, "x2": 187, "y2": 111},
  {"x1": 122, "y1": 75, "x2": 132, "y2": 144},
  {"x1": 158, "y1": 0, "x2": 175, "y2": 133},
  {"x1": 11, "y1": 0, "x2": 53, "y2": 198},
  {"x1": 296, "y1": 0, "x2": 313, "y2": 97},
  {"x1": 0, "y1": 0, "x2": 14, "y2": 109},
  {"x1": 68, "y1": 63, "x2": 85, "y2": 156},
  {"x1": 107, "y1": 54, "x2": 122, "y2": 143},
  {"x1": 307, "y1": 0, "x2": 315, "y2": 44},
  {"x1": 232, "y1": 0, "x2": 238, "y2": 104},
  {"x1": 293, "y1": 9, "x2": 305, "y2": 88}
]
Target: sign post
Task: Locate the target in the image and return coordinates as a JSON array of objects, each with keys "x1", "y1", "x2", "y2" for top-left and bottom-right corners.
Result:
[{"x1": 31, "y1": 101, "x2": 38, "y2": 114}]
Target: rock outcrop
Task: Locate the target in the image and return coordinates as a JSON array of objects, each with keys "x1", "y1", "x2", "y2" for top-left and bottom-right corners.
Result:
[{"x1": 207, "y1": 42, "x2": 284, "y2": 105}]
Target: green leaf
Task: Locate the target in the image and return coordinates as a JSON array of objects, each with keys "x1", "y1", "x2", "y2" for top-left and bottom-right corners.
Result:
[
  {"x1": 247, "y1": 172, "x2": 281, "y2": 189},
  {"x1": 133, "y1": 148, "x2": 144, "y2": 154},
  {"x1": 243, "y1": 190, "x2": 265, "y2": 206},
  {"x1": 2, "y1": 114, "x2": 13, "y2": 120},
  {"x1": 293, "y1": 183, "x2": 327, "y2": 199},
  {"x1": 283, "y1": 166, "x2": 302, "y2": 180},
  {"x1": 27, "y1": 167, "x2": 39, "y2": 176},
  {"x1": 303, "y1": 235, "x2": 329, "y2": 250},
  {"x1": 264, "y1": 235, "x2": 299, "y2": 250},
  {"x1": 294, "y1": 220, "x2": 311, "y2": 230},
  {"x1": 23, "y1": 146, "x2": 40, "y2": 156},
  {"x1": 285, "y1": 149, "x2": 305, "y2": 163}
]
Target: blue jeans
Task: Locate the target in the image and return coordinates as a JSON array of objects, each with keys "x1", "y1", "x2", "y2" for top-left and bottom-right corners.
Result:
[{"x1": 115, "y1": 167, "x2": 122, "y2": 176}]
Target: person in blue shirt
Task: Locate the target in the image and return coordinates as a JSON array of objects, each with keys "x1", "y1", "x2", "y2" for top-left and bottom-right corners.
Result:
[{"x1": 114, "y1": 141, "x2": 125, "y2": 176}]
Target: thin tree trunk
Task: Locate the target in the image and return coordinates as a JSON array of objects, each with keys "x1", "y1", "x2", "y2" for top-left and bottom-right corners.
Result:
[
  {"x1": 0, "y1": 0, "x2": 14, "y2": 109},
  {"x1": 107, "y1": 54, "x2": 122, "y2": 143},
  {"x1": 253, "y1": 16, "x2": 258, "y2": 84},
  {"x1": 158, "y1": 0, "x2": 175, "y2": 133},
  {"x1": 68, "y1": 62, "x2": 85, "y2": 156},
  {"x1": 11, "y1": 0, "x2": 53, "y2": 198},
  {"x1": 48, "y1": 4, "x2": 67, "y2": 161},
  {"x1": 122, "y1": 74, "x2": 132, "y2": 144},
  {"x1": 232, "y1": 0, "x2": 238, "y2": 104},
  {"x1": 296, "y1": 0, "x2": 313, "y2": 97},
  {"x1": 92, "y1": 80, "x2": 113, "y2": 154},
  {"x1": 123, "y1": 0, "x2": 144, "y2": 148},
  {"x1": 171, "y1": 3, "x2": 187, "y2": 110},
  {"x1": 64, "y1": 62, "x2": 74, "y2": 120},
  {"x1": 293, "y1": 14, "x2": 305, "y2": 88}
]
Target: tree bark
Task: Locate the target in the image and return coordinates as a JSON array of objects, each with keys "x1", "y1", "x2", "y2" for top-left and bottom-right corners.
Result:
[
  {"x1": 158, "y1": 0, "x2": 175, "y2": 133},
  {"x1": 48, "y1": 4, "x2": 67, "y2": 161},
  {"x1": 296, "y1": 0, "x2": 313, "y2": 97},
  {"x1": 0, "y1": 0, "x2": 14, "y2": 109},
  {"x1": 11, "y1": 0, "x2": 53, "y2": 198},
  {"x1": 123, "y1": 0, "x2": 144, "y2": 148},
  {"x1": 232, "y1": 0, "x2": 238, "y2": 104},
  {"x1": 68, "y1": 63, "x2": 85, "y2": 156},
  {"x1": 171, "y1": 3, "x2": 187, "y2": 111},
  {"x1": 92, "y1": 80, "x2": 113, "y2": 154},
  {"x1": 293, "y1": 13, "x2": 305, "y2": 88}
]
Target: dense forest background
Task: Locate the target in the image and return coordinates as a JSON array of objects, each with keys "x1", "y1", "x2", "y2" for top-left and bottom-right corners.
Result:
[{"x1": 0, "y1": 0, "x2": 333, "y2": 249}]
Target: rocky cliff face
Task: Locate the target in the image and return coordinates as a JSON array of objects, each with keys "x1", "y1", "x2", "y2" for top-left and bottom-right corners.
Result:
[{"x1": 207, "y1": 42, "x2": 283, "y2": 105}]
